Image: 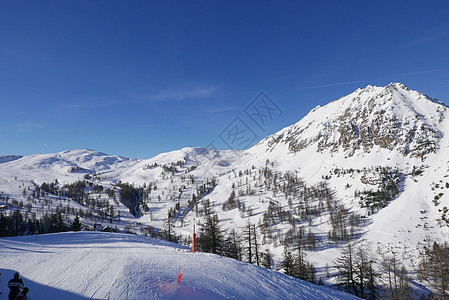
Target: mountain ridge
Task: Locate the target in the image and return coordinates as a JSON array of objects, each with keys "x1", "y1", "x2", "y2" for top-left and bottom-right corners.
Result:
[
  {"x1": 251, "y1": 82, "x2": 447, "y2": 160},
  {"x1": 1, "y1": 83, "x2": 448, "y2": 297}
]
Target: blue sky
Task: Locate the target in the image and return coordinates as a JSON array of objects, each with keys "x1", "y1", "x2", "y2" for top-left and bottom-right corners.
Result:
[{"x1": 1, "y1": 1, "x2": 449, "y2": 158}]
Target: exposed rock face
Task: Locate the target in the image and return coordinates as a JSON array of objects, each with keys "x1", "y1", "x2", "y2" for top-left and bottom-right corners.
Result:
[{"x1": 263, "y1": 83, "x2": 447, "y2": 159}]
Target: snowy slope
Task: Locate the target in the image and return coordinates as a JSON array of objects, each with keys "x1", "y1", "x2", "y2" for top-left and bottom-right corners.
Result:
[
  {"x1": 0, "y1": 155, "x2": 22, "y2": 164},
  {"x1": 119, "y1": 147, "x2": 246, "y2": 185},
  {"x1": 1, "y1": 82, "x2": 449, "y2": 289},
  {"x1": 0, "y1": 232, "x2": 358, "y2": 300},
  {"x1": 247, "y1": 84, "x2": 449, "y2": 234},
  {"x1": 0, "y1": 147, "x2": 242, "y2": 229},
  {"x1": 242, "y1": 82, "x2": 449, "y2": 268},
  {"x1": 249, "y1": 82, "x2": 446, "y2": 169},
  {"x1": 0, "y1": 149, "x2": 136, "y2": 190}
]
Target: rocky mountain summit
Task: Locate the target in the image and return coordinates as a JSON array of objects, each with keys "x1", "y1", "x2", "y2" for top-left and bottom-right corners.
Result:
[{"x1": 258, "y1": 83, "x2": 447, "y2": 159}]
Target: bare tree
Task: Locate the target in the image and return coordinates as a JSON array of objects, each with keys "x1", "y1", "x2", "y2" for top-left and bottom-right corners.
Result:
[
  {"x1": 378, "y1": 250, "x2": 411, "y2": 300},
  {"x1": 334, "y1": 242, "x2": 358, "y2": 296},
  {"x1": 224, "y1": 228, "x2": 242, "y2": 260},
  {"x1": 252, "y1": 224, "x2": 260, "y2": 266},
  {"x1": 334, "y1": 243, "x2": 378, "y2": 299},
  {"x1": 418, "y1": 242, "x2": 449, "y2": 300}
]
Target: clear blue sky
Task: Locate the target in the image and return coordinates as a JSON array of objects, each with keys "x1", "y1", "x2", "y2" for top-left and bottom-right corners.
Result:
[{"x1": 1, "y1": 0, "x2": 449, "y2": 158}]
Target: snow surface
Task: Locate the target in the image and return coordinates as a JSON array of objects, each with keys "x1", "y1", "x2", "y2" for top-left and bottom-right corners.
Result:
[
  {"x1": 1, "y1": 83, "x2": 448, "y2": 293},
  {"x1": 246, "y1": 82, "x2": 449, "y2": 253},
  {"x1": 0, "y1": 232, "x2": 358, "y2": 300}
]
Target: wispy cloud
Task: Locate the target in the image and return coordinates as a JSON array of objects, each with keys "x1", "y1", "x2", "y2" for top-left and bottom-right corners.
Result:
[
  {"x1": 391, "y1": 68, "x2": 449, "y2": 78},
  {"x1": 14, "y1": 122, "x2": 45, "y2": 131},
  {"x1": 59, "y1": 86, "x2": 220, "y2": 111},
  {"x1": 60, "y1": 98, "x2": 121, "y2": 111},
  {"x1": 2, "y1": 111, "x2": 28, "y2": 117},
  {"x1": 43, "y1": 143, "x2": 52, "y2": 152},
  {"x1": 404, "y1": 29, "x2": 449, "y2": 47},
  {"x1": 146, "y1": 86, "x2": 219, "y2": 102},
  {"x1": 64, "y1": 103, "x2": 94, "y2": 109},
  {"x1": 297, "y1": 69, "x2": 449, "y2": 92},
  {"x1": 0, "y1": 122, "x2": 45, "y2": 133},
  {"x1": 202, "y1": 105, "x2": 237, "y2": 113},
  {"x1": 297, "y1": 80, "x2": 366, "y2": 90}
]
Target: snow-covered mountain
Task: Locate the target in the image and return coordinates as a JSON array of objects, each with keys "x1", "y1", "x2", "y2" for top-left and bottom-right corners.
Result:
[
  {"x1": 0, "y1": 155, "x2": 23, "y2": 164},
  {"x1": 244, "y1": 82, "x2": 449, "y2": 269},
  {"x1": 254, "y1": 83, "x2": 446, "y2": 159},
  {"x1": 0, "y1": 232, "x2": 358, "y2": 299},
  {"x1": 1, "y1": 83, "x2": 448, "y2": 297}
]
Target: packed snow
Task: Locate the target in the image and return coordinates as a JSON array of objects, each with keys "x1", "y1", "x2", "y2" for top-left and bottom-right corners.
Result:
[{"x1": 0, "y1": 232, "x2": 358, "y2": 300}]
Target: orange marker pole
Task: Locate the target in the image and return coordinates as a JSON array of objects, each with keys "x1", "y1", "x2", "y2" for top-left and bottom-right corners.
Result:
[
  {"x1": 177, "y1": 265, "x2": 182, "y2": 297},
  {"x1": 192, "y1": 220, "x2": 196, "y2": 252}
]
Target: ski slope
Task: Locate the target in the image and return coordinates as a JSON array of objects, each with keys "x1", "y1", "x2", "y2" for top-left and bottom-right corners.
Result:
[
  {"x1": 1, "y1": 83, "x2": 448, "y2": 296},
  {"x1": 0, "y1": 232, "x2": 358, "y2": 300}
]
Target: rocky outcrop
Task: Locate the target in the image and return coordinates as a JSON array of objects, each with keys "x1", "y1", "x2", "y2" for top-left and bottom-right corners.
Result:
[{"x1": 261, "y1": 83, "x2": 446, "y2": 160}]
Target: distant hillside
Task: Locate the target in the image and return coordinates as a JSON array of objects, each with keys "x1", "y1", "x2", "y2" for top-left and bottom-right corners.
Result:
[{"x1": 0, "y1": 155, "x2": 22, "y2": 163}]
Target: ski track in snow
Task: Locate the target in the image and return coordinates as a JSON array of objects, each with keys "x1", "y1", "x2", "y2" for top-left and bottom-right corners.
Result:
[{"x1": 0, "y1": 232, "x2": 358, "y2": 300}]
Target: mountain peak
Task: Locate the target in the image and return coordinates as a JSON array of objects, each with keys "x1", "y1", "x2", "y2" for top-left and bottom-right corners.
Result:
[
  {"x1": 254, "y1": 83, "x2": 447, "y2": 159},
  {"x1": 353, "y1": 82, "x2": 409, "y2": 97},
  {"x1": 386, "y1": 82, "x2": 408, "y2": 90}
]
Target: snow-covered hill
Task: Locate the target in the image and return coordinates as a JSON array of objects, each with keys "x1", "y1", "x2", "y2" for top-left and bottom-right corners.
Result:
[
  {"x1": 0, "y1": 155, "x2": 23, "y2": 164},
  {"x1": 0, "y1": 232, "x2": 358, "y2": 300},
  {"x1": 1, "y1": 83, "x2": 448, "y2": 296},
  {"x1": 243, "y1": 82, "x2": 449, "y2": 265},
  {"x1": 253, "y1": 83, "x2": 446, "y2": 158}
]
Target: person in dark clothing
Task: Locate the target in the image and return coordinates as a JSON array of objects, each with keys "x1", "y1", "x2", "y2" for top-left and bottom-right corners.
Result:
[
  {"x1": 15, "y1": 287, "x2": 29, "y2": 300},
  {"x1": 8, "y1": 272, "x2": 24, "y2": 300}
]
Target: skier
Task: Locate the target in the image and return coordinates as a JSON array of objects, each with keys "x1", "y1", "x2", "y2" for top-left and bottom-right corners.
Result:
[
  {"x1": 15, "y1": 287, "x2": 29, "y2": 300},
  {"x1": 8, "y1": 272, "x2": 24, "y2": 300}
]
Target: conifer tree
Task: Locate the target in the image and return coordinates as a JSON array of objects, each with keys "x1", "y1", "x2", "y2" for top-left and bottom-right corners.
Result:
[
  {"x1": 282, "y1": 250, "x2": 295, "y2": 276},
  {"x1": 197, "y1": 201, "x2": 225, "y2": 254},
  {"x1": 71, "y1": 214, "x2": 83, "y2": 231},
  {"x1": 262, "y1": 249, "x2": 272, "y2": 269}
]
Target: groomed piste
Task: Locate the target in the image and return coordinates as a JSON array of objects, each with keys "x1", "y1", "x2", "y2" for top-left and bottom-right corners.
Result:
[{"x1": 0, "y1": 231, "x2": 358, "y2": 299}]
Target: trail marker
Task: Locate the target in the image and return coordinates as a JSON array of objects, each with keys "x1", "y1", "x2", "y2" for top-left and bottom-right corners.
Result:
[
  {"x1": 177, "y1": 265, "x2": 182, "y2": 297},
  {"x1": 192, "y1": 219, "x2": 196, "y2": 252}
]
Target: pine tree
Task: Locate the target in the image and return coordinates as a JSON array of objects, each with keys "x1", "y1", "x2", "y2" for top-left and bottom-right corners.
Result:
[
  {"x1": 71, "y1": 214, "x2": 83, "y2": 231},
  {"x1": 197, "y1": 202, "x2": 225, "y2": 254},
  {"x1": 282, "y1": 250, "x2": 295, "y2": 276},
  {"x1": 163, "y1": 210, "x2": 175, "y2": 242},
  {"x1": 261, "y1": 249, "x2": 272, "y2": 269},
  {"x1": 293, "y1": 238, "x2": 315, "y2": 283}
]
